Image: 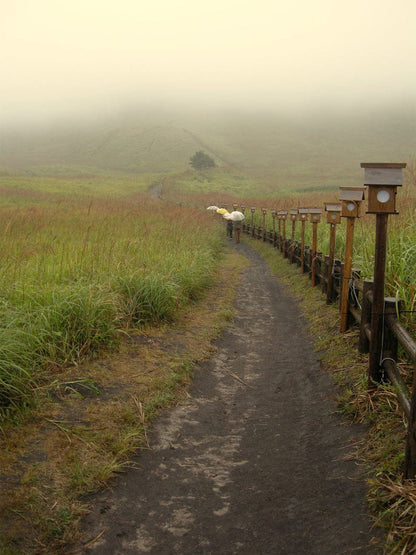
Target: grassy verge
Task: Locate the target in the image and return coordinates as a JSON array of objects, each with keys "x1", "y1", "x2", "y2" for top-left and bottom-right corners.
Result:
[
  {"x1": 244, "y1": 236, "x2": 415, "y2": 554},
  {"x1": 0, "y1": 247, "x2": 248, "y2": 554},
  {"x1": 0, "y1": 190, "x2": 227, "y2": 419}
]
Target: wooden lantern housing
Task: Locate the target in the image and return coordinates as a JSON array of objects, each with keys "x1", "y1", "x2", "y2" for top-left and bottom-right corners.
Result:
[
  {"x1": 361, "y1": 162, "x2": 406, "y2": 214},
  {"x1": 325, "y1": 203, "x2": 342, "y2": 225},
  {"x1": 289, "y1": 209, "x2": 298, "y2": 222},
  {"x1": 339, "y1": 187, "x2": 365, "y2": 218},
  {"x1": 308, "y1": 207, "x2": 322, "y2": 223},
  {"x1": 298, "y1": 208, "x2": 309, "y2": 221},
  {"x1": 277, "y1": 210, "x2": 287, "y2": 220}
]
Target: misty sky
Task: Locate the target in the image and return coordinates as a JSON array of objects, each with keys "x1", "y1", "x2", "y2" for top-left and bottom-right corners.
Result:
[{"x1": 2, "y1": 0, "x2": 416, "y2": 126}]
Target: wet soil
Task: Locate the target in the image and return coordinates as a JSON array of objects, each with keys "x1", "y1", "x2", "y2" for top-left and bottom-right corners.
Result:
[{"x1": 70, "y1": 242, "x2": 382, "y2": 554}]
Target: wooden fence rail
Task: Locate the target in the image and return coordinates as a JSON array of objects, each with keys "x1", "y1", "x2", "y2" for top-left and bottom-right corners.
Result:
[{"x1": 242, "y1": 221, "x2": 416, "y2": 479}]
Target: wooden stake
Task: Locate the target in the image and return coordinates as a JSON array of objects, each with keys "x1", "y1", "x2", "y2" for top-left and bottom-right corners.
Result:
[
  {"x1": 340, "y1": 217, "x2": 355, "y2": 332},
  {"x1": 311, "y1": 221, "x2": 318, "y2": 286},
  {"x1": 290, "y1": 220, "x2": 296, "y2": 263},
  {"x1": 282, "y1": 220, "x2": 286, "y2": 258},
  {"x1": 326, "y1": 223, "x2": 336, "y2": 303},
  {"x1": 300, "y1": 219, "x2": 306, "y2": 273},
  {"x1": 368, "y1": 213, "x2": 388, "y2": 384}
]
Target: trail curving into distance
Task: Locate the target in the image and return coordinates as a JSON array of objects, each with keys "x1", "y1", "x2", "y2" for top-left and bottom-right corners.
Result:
[{"x1": 70, "y1": 242, "x2": 381, "y2": 554}]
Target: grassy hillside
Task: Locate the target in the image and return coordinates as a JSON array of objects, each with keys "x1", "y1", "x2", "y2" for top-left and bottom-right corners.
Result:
[{"x1": 1, "y1": 105, "x2": 415, "y2": 189}]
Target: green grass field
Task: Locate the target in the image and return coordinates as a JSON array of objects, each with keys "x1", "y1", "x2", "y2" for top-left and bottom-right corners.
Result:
[
  {"x1": 2, "y1": 105, "x2": 416, "y2": 189},
  {"x1": 1, "y1": 110, "x2": 416, "y2": 552},
  {"x1": 0, "y1": 163, "x2": 415, "y2": 419},
  {"x1": 0, "y1": 177, "x2": 229, "y2": 419}
]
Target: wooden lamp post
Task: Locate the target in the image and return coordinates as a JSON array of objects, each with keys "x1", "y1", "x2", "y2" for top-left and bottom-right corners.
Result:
[
  {"x1": 262, "y1": 208, "x2": 267, "y2": 241},
  {"x1": 339, "y1": 187, "x2": 365, "y2": 332},
  {"x1": 278, "y1": 210, "x2": 288, "y2": 257},
  {"x1": 361, "y1": 162, "x2": 406, "y2": 384},
  {"x1": 250, "y1": 207, "x2": 256, "y2": 237},
  {"x1": 324, "y1": 203, "x2": 342, "y2": 303},
  {"x1": 271, "y1": 210, "x2": 276, "y2": 246},
  {"x1": 289, "y1": 209, "x2": 298, "y2": 263},
  {"x1": 276, "y1": 212, "x2": 282, "y2": 250},
  {"x1": 298, "y1": 208, "x2": 309, "y2": 273},
  {"x1": 308, "y1": 208, "x2": 322, "y2": 286}
]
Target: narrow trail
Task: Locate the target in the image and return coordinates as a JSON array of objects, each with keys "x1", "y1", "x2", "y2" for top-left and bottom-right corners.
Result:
[{"x1": 72, "y1": 242, "x2": 382, "y2": 554}]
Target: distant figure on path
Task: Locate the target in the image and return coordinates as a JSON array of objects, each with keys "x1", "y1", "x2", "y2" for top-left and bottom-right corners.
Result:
[{"x1": 233, "y1": 220, "x2": 241, "y2": 243}]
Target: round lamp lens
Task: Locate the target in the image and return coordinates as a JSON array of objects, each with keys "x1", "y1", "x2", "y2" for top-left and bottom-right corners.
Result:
[
  {"x1": 331, "y1": 213, "x2": 337, "y2": 220},
  {"x1": 347, "y1": 202, "x2": 355, "y2": 212},
  {"x1": 377, "y1": 189, "x2": 391, "y2": 203}
]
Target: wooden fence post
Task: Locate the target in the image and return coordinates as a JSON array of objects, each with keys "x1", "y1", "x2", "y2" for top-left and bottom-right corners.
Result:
[
  {"x1": 304, "y1": 246, "x2": 311, "y2": 276},
  {"x1": 282, "y1": 218, "x2": 287, "y2": 258},
  {"x1": 368, "y1": 213, "x2": 389, "y2": 384},
  {"x1": 332, "y1": 259, "x2": 342, "y2": 303},
  {"x1": 326, "y1": 223, "x2": 336, "y2": 303},
  {"x1": 309, "y1": 209, "x2": 322, "y2": 287},
  {"x1": 277, "y1": 218, "x2": 281, "y2": 251},
  {"x1": 324, "y1": 204, "x2": 342, "y2": 303},
  {"x1": 316, "y1": 252, "x2": 322, "y2": 285},
  {"x1": 262, "y1": 208, "x2": 267, "y2": 241},
  {"x1": 340, "y1": 217, "x2": 355, "y2": 332},
  {"x1": 359, "y1": 280, "x2": 373, "y2": 354},
  {"x1": 360, "y1": 162, "x2": 406, "y2": 385},
  {"x1": 405, "y1": 361, "x2": 416, "y2": 479},
  {"x1": 311, "y1": 221, "x2": 318, "y2": 286},
  {"x1": 383, "y1": 298, "x2": 401, "y2": 362},
  {"x1": 290, "y1": 219, "x2": 295, "y2": 263},
  {"x1": 322, "y1": 255, "x2": 329, "y2": 295},
  {"x1": 300, "y1": 219, "x2": 306, "y2": 272},
  {"x1": 251, "y1": 207, "x2": 255, "y2": 237},
  {"x1": 298, "y1": 209, "x2": 308, "y2": 273}
]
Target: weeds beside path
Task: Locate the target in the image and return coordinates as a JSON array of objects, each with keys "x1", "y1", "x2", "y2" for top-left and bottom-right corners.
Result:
[
  {"x1": 0, "y1": 250, "x2": 247, "y2": 554},
  {"x1": 69, "y1": 241, "x2": 382, "y2": 554}
]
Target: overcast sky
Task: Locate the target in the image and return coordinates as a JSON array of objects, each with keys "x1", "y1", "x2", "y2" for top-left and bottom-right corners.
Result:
[{"x1": 1, "y1": 0, "x2": 416, "y2": 127}]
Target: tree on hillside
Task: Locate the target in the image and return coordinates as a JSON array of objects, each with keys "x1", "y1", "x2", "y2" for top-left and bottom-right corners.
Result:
[{"x1": 189, "y1": 150, "x2": 216, "y2": 170}]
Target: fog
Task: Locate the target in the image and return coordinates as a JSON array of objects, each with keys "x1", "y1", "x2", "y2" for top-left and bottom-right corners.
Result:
[{"x1": 2, "y1": 0, "x2": 416, "y2": 128}]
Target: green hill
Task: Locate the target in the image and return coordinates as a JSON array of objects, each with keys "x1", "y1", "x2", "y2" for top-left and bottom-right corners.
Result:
[{"x1": 1, "y1": 105, "x2": 415, "y2": 189}]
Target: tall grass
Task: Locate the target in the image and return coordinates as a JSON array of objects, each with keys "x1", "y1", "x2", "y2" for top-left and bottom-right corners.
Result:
[
  {"x1": 0, "y1": 186, "x2": 224, "y2": 418},
  {"x1": 249, "y1": 183, "x2": 416, "y2": 332},
  {"x1": 3, "y1": 169, "x2": 415, "y2": 417},
  {"x1": 164, "y1": 165, "x2": 416, "y2": 324}
]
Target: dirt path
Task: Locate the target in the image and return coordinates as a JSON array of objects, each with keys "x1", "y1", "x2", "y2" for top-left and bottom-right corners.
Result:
[{"x1": 71, "y1": 242, "x2": 382, "y2": 554}]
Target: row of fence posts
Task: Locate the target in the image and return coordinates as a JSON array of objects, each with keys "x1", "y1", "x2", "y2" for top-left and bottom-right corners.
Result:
[{"x1": 217, "y1": 162, "x2": 416, "y2": 479}]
